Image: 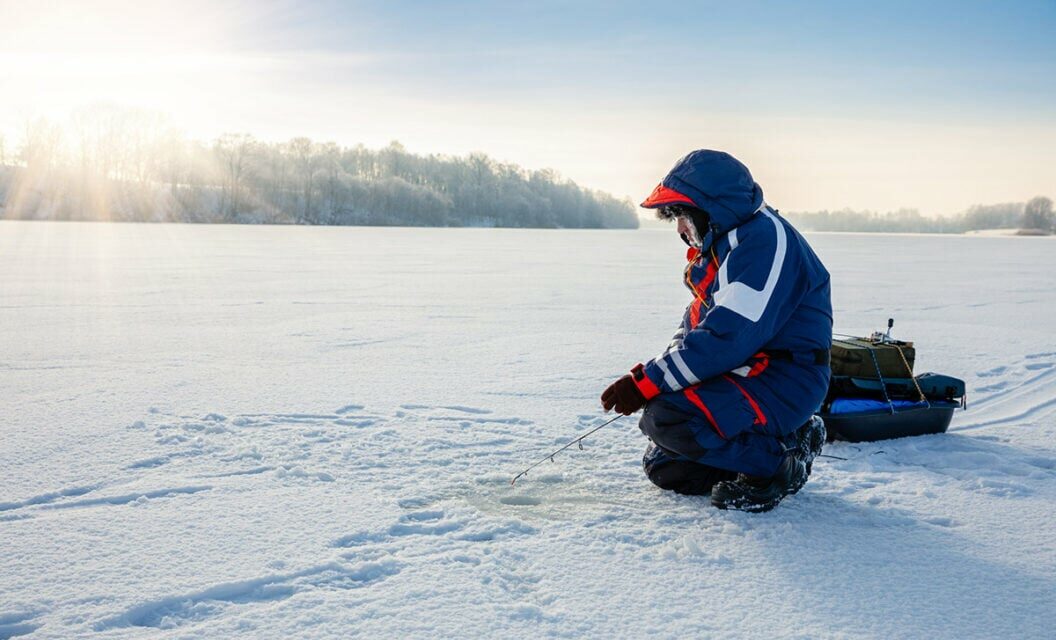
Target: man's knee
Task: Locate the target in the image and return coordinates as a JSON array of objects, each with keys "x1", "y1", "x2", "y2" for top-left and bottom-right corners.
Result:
[
  {"x1": 639, "y1": 399, "x2": 708, "y2": 459},
  {"x1": 643, "y1": 444, "x2": 736, "y2": 495}
]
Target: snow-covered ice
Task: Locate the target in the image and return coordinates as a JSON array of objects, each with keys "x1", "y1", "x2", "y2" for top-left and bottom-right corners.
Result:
[{"x1": 1, "y1": 221, "x2": 1054, "y2": 638}]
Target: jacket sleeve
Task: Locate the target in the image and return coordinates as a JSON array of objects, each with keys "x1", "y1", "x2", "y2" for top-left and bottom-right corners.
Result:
[
  {"x1": 630, "y1": 318, "x2": 689, "y2": 400},
  {"x1": 640, "y1": 217, "x2": 806, "y2": 394},
  {"x1": 663, "y1": 319, "x2": 688, "y2": 355}
]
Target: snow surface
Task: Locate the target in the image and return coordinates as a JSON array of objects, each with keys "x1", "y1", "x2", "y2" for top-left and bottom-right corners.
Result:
[{"x1": 1, "y1": 221, "x2": 1054, "y2": 639}]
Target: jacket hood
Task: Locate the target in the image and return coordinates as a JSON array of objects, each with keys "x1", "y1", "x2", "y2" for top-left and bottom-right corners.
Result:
[{"x1": 643, "y1": 150, "x2": 764, "y2": 234}]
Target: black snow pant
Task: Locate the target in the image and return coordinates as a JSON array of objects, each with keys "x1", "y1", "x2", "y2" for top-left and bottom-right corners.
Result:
[
  {"x1": 639, "y1": 399, "x2": 739, "y2": 495},
  {"x1": 642, "y1": 442, "x2": 737, "y2": 495}
]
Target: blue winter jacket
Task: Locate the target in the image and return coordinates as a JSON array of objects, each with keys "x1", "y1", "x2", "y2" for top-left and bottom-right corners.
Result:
[{"x1": 635, "y1": 150, "x2": 833, "y2": 439}]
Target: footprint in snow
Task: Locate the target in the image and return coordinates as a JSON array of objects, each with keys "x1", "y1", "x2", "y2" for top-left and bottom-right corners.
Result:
[
  {"x1": 93, "y1": 560, "x2": 401, "y2": 631},
  {"x1": 0, "y1": 610, "x2": 43, "y2": 639},
  {"x1": 1024, "y1": 352, "x2": 1056, "y2": 360}
]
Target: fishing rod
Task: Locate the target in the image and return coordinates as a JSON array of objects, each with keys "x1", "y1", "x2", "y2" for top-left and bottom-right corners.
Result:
[{"x1": 510, "y1": 414, "x2": 625, "y2": 485}]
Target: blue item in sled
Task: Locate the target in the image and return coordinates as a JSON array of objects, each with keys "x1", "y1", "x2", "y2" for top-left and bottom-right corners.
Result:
[
  {"x1": 828, "y1": 398, "x2": 928, "y2": 414},
  {"x1": 822, "y1": 398, "x2": 960, "y2": 442}
]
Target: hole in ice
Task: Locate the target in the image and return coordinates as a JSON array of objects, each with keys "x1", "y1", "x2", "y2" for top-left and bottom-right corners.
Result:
[{"x1": 500, "y1": 495, "x2": 543, "y2": 506}]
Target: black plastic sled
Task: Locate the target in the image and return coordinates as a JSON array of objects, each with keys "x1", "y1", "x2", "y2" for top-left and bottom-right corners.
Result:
[{"x1": 822, "y1": 399, "x2": 960, "y2": 442}]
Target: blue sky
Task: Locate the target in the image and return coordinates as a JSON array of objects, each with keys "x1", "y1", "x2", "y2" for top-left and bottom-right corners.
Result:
[
  {"x1": 259, "y1": 1, "x2": 1056, "y2": 117},
  {"x1": 2, "y1": 0, "x2": 1054, "y2": 213}
]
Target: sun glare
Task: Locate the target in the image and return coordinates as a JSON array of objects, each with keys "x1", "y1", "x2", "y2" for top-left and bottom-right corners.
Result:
[{"x1": 0, "y1": 1, "x2": 242, "y2": 134}]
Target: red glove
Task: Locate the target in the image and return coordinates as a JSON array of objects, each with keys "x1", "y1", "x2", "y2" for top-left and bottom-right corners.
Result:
[{"x1": 601, "y1": 374, "x2": 646, "y2": 415}]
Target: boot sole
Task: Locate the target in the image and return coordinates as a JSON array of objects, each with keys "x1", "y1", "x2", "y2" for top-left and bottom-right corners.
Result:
[
  {"x1": 712, "y1": 497, "x2": 781, "y2": 513},
  {"x1": 711, "y1": 484, "x2": 787, "y2": 513}
]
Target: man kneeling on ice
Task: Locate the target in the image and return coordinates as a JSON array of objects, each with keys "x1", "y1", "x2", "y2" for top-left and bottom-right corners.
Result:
[{"x1": 601, "y1": 150, "x2": 832, "y2": 512}]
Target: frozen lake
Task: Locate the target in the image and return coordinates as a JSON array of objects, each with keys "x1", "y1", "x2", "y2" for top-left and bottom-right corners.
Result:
[{"x1": 2, "y1": 220, "x2": 1055, "y2": 638}]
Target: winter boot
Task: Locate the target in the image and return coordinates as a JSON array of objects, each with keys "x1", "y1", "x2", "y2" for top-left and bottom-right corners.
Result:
[
  {"x1": 710, "y1": 454, "x2": 807, "y2": 513},
  {"x1": 710, "y1": 416, "x2": 825, "y2": 512},
  {"x1": 793, "y1": 415, "x2": 826, "y2": 488}
]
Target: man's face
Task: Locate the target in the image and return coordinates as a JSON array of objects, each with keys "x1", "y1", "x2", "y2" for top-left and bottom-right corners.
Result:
[{"x1": 677, "y1": 215, "x2": 702, "y2": 249}]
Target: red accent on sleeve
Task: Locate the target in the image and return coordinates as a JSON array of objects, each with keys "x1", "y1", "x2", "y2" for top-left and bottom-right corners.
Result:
[{"x1": 631, "y1": 363, "x2": 661, "y2": 400}]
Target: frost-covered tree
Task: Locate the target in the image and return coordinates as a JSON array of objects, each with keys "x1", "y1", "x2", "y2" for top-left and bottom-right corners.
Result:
[
  {"x1": 286, "y1": 137, "x2": 323, "y2": 223},
  {"x1": 961, "y1": 202, "x2": 1023, "y2": 230},
  {"x1": 1022, "y1": 196, "x2": 1054, "y2": 231},
  {"x1": 213, "y1": 133, "x2": 255, "y2": 221}
]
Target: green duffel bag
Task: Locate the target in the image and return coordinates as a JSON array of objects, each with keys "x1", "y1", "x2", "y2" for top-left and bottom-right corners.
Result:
[{"x1": 830, "y1": 337, "x2": 916, "y2": 380}]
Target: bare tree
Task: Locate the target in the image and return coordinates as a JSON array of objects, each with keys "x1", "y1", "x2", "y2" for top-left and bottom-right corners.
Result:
[
  {"x1": 213, "y1": 133, "x2": 255, "y2": 221},
  {"x1": 1022, "y1": 196, "x2": 1054, "y2": 231},
  {"x1": 319, "y1": 141, "x2": 344, "y2": 223},
  {"x1": 19, "y1": 118, "x2": 62, "y2": 173},
  {"x1": 287, "y1": 137, "x2": 320, "y2": 223},
  {"x1": 123, "y1": 109, "x2": 169, "y2": 188}
]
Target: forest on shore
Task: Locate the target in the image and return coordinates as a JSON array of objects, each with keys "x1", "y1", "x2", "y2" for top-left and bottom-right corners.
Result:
[
  {"x1": 0, "y1": 108, "x2": 638, "y2": 229},
  {"x1": 783, "y1": 197, "x2": 1054, "y2": 234}
]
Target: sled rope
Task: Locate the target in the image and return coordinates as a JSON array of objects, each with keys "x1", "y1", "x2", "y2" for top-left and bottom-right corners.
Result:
[
  {"x1": 862, "y1": 342, "x2": 897, "y2": 414},
  {"x1": 894, "y1": 343, "x2": 928, "y2": 404}
]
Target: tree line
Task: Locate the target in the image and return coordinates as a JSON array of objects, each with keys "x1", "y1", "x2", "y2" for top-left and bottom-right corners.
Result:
[
  {"x1": 0, "y1": 107, "x2": 638, "y2": 229},
  {"x1": 784, "y1": 197, "x2": 1054, "y2": 234}
]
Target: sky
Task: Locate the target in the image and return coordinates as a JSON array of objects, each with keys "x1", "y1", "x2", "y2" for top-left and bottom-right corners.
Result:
[{"x1": 1, "y1": 0, "x2": 1054, "y2": 215}]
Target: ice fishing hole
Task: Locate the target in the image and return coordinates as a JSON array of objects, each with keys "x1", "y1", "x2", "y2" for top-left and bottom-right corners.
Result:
[{"x1": 500, "y1": 495, "x2": 543, "y2": 506}]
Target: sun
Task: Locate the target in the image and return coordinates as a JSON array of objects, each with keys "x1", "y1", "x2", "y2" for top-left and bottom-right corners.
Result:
[{"x1": 0, "y1": 1, "x2": 244, "y2": 135}]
